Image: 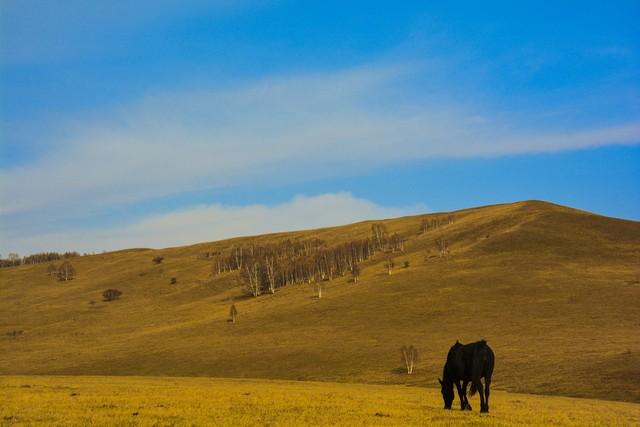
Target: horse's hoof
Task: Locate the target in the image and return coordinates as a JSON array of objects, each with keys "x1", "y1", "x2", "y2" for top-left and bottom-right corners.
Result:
[{"x1": 466, "y1": 404, "x2": 472, "y2": 411}]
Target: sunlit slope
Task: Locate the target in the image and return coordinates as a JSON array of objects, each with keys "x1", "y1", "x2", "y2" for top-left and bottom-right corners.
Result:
[
  {"x1": 2, "y1": 376, "x2": 639, "y2": 426},
  {"x1": 1, "y1": 201, "x2": 639, "y2": 401}
]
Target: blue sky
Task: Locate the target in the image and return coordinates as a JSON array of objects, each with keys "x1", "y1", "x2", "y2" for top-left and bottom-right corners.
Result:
[{"x1": 1, "y1": 1, "x2": 638, "y2": 253}]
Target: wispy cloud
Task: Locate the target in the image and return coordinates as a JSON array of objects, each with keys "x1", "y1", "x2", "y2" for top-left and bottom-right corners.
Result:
[
  {"x1": 0, "y1": 0, "x2": 247, "y2": 64},
  {"x1": 1, "y1": 192, "x2": 422, "y2": 253},
  {"x1": 1, "y1": 63, "x2": 638, "y2": 219}
]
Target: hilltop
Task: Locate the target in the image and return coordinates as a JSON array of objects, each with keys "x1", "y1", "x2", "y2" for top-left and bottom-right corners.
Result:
[{"x1": 1, "y1": 200, "x2": 639, "y2": 402}]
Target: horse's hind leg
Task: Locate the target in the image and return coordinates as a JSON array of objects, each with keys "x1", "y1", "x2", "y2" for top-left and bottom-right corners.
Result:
[
  {"x1": 462, "y1": 380, "x2": 472, "y2": 410},
  {"x1": 483, "y1": 377, "x2": 491, "y2": 413},
  {"x1": 473, "y1": 378, "x2": 487, "y2": 413}
]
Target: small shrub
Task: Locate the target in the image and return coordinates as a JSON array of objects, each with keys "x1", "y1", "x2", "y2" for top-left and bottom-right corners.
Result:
[
  {"x1": 403, "y1": 260, "x2": 410, "y2": 268},
  {"x1": 152, "y1": 256, "x2": 164, "y2": 264},
  {"x1": 170, "y1": 277, "x2": 177, "y2": 284},
  {"x1": 102, "y1": 289, "x2": 122, "y2": 302}
]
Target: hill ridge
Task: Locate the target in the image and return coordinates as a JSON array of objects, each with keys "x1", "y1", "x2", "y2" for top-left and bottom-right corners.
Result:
[{"x1": 1, "y1": 199, "x2": 639, "y2": 402}]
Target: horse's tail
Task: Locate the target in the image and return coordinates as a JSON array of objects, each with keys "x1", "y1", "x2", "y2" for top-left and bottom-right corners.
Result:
[
  {"x1": 470, "y1": 340, "x2": 489, "y2": 396},
  {"x1": 469, "y1": 382, "x2": 480, "y2": 396}
]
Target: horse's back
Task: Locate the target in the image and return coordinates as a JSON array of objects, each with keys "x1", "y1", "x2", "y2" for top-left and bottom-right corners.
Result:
[
  {"x1": 445, "y1": 340, "x2": 495, "y2": 381},
  {"x1": 474, "y1": 341, "x2": 494, "y2": 379}
]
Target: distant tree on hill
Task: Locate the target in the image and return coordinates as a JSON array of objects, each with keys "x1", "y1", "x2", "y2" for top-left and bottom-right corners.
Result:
[
  {"x1": 103, "y1": 289, "x2": 122, "y2": 301},
  {"x1": 229, "y1": 304, "x2": 238, "y2": 324},
  {"x1": 436, "y1": 238, "x2": 449, "y2": 259},
  {"x1": 390, "y1": 233, "x2": 405, "y2": 252},
  {"x1": 152, "y1": 256, "x2": 164, "y2": 264},
  {"x1": 385, "y1": 257, "x2": 394, "y2": 275},
  {"x1": 47, "y1": 264, "x2": 57, "y2": 277},
  {"x1": 57, "y1": 261, "x2": 76, "y2": 281},
  {"x1": 264, "y1": 255, "x2": 277, "y2": 294},
  {"x1": 401, "y1": 345, "x2": 418, "y2": 374},
  {"x1": 371, "y1": 223, "x2": 388, "y2": 251},
  {"x1": 310, "y1": 281, "x2": 323, "y2": 299},
  {"x1": 242, "y1": 262, "x2": 261, "y2": 297},
  {"x1": 352, "y1": 264, "x2": 361, "y2": 283}
]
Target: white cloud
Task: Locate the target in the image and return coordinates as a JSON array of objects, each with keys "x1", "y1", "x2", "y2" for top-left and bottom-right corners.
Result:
[
  {"x1": 1, "y1": 64, "x2": 638, "y2": 219},
  {"x1": 1, "y1": 193, "x2": 423, "y2": 254}
]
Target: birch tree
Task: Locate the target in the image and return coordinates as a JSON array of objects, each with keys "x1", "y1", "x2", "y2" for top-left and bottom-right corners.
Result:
[
  {"x1": 352, "y1": 264, "x2": 361, "y2": 283},
  {"x1": 264, "y1": 255, "x2": 277, "y2": 294},
  {"x1": 436, "y1": 238, "x2": 449, "y2": 259},
  {"x1": 385, "y1": 257, "x2": 394, "y2": 275},
  {"x1": 401, "y1": 345, "x2": 418, "y2": 374},
  {"x1": 242, "y1": 262, "x2": 261, "y2": 297},
  {"x1": 57, "y1": 261, "x2": 76, "y2": 281},
  {"x1": 229, "y1": 304, "x2": 238, "y2": 324}
]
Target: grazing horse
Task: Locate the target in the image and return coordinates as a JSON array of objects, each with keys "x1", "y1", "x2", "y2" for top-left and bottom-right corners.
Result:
[{"x1": 438, "y1": 340, "x2": 494, "y2": 413}]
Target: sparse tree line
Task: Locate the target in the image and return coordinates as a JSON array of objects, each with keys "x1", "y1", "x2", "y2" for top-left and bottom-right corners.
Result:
[
  {"x1": 213, "y1": 225, "x2": 406, "y2": 298},
  {"x1": 224, "y1": 238, "x2": 375, "y2": 297},
  {"x1": 420, "y1": 215, "x2": 455, "y2": 234},
  {"x1": 0, "y1": 251, "x2": 80, "y2": 268}
]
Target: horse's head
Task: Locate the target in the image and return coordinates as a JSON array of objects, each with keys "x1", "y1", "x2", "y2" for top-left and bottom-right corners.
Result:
[{"x1": 438, "y1": 378, "x2": 454, "y2": 409}]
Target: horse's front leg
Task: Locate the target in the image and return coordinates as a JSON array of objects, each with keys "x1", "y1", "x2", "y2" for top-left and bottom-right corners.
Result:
[{"x1": 454, "y1": 381, "x2": 466, "y2": 410}]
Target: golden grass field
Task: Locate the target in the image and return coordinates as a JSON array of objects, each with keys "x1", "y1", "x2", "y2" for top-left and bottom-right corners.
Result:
[
  {"x1": 2, "y1": 376, "x2": 639, "y2": 426},
  {"x1": 1, "y1": 200, "x2": 639, "y2": 422}
]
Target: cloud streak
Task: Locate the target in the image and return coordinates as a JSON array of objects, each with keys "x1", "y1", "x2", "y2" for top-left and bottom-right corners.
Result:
[
  {"x1": 1, "y1": 64, "x2": 638, "y2": 219},
  {"x1": 1, "y1": 193, "x2": 422, "y2": 254}
]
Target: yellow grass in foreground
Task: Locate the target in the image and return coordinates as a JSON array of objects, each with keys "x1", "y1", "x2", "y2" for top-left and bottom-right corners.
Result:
[{"x1": 1, "y1": 376, "x2": 639, "y2": 426}]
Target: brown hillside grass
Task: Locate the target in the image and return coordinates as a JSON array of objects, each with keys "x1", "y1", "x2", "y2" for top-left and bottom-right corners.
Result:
[{"x1": 1, "y1": 200, "x2": 639, "y2": 402}]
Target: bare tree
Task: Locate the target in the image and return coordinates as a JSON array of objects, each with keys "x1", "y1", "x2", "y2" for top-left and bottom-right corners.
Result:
[
  {"x1": 401, "y1": 345, "x2": 418, "y2": 374},
  {"x1": 371, "y1": 223, "x2": 388, "y2": 251},
  {"x1": 233, "y1": 246, "x2": 244, "y2": 270},
  {"x1": 229, "y1": 304, "x2": 238, "y2": 324},
  {"x1": 352, "y1": 264, "x2": 361, "y2": 283},
  {"x1": 264, "y1": 255, "x2": 277, "y2": 294},
  {"x1": 385, "y1": 257, "x2": 394, "y2": 275},
  {"x1": 435, "y1": 238, "x2": 449, "y2": 259},
  {"x1": 390, "y1": 233, "x2": 405, "y2": 252},
  {"x1": 57, "y1": 261, "x2": 76, "y2": 281},
  {"x1": 420, "y1": 218, "x2": 429, "y2": 234},
  {"x1": 310, "y1": 281, "x2": 323, "y2": 299},
  {"x1": 242, "y1": 262, "x2": 261, "y2": 297},
  {"x1": 47, "y1": 264, "x2": 57, "y2": 277}
]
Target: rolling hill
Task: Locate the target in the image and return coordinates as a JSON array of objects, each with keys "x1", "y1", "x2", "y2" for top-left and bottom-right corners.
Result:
[{"x1": 1, "y1": 200, "x2": 639, "y2": 402}]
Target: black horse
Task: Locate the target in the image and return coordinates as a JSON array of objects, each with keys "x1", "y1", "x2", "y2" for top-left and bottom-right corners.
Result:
[{"x1": 438, "y1": 340, "x2": 494, "y2": 413}]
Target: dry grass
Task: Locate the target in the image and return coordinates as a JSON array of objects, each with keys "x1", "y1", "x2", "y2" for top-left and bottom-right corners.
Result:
[
  {"x1": 1, "y1": 200, "x2": 639, "y2": 402},
  {"x1": 2, "y1": 376, "x2": 639, "y2": 426}
]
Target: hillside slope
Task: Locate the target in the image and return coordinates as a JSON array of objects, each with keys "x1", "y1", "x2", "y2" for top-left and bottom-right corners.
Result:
[{"x1": 1, "y1": 200, "x2": 639, "y2": 402}]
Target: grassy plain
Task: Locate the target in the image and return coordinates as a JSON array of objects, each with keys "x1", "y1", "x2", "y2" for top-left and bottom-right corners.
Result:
[
  {"x1": 2, "y1": 375, "x2": 639, "y2": 426},
  {"x1": 1, "y1": 201, "x2": 639, "y2": 403}
]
